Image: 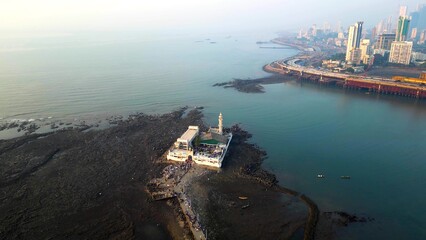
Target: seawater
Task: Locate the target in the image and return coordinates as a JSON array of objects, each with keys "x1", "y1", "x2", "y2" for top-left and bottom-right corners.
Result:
[{"x1": 1, "y1": 31, "x2": 425, "y2": 239}]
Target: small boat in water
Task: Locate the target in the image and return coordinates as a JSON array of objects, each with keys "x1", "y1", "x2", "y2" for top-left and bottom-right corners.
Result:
[
  {"x1": 238, "y1": 196, "x2": 248, "y2": 200},
  {"x1": 340, "y1": 176, "x2": 351, "y2": 179},
  {"x1": 317, "y1": 174, "x2": 325, "y2": 178}
]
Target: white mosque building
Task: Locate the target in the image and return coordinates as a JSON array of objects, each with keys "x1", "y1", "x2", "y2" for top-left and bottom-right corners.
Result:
[{"x1": 166, "y1": 113, "x2": 232, "y2": 168}]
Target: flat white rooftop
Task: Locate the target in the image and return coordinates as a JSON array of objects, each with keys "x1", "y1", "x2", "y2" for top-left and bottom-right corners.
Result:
[{"x1": 178, "y1": 126, "x2": 199, "y2": 143}]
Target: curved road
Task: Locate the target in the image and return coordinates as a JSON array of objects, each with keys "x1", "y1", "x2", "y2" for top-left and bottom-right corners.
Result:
[{"x1": 267, "y1": 58, "x2": 426, "y2": 92}]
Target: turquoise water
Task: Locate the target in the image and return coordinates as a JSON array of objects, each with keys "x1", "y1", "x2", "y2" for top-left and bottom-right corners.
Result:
[{"x1": 1, "y1": 32, "x2": 426, "y2": 239}]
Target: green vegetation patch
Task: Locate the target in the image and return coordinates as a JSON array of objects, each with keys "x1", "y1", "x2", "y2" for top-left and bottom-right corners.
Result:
[{"x1": 200, "y1": 139, "x2": 220, "y2": 145}]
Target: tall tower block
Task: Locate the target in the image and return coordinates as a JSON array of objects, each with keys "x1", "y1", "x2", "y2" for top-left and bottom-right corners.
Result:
[
  {"x1": 218, "y1": 113, "x2": 223, "y2": 135},
  {"x1": 345, "y1": 22, "x2": 363, "y2": 63},
  {"x1": 396, "y1": 16, "x2": 411, "y2": 41}
]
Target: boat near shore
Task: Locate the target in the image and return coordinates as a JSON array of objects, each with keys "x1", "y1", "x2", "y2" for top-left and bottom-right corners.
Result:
[
  {"x1": 317, "y1": 174, "x2": 325, "y2": 178},
  {"x1": 238, "y1": 196, "x2": 248, "y2": 200}
]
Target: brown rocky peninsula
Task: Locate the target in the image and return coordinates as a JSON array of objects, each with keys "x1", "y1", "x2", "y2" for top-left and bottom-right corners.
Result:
[
  {"x1": 213, "y1": 67, "x2": 298, "y2": 93},
  {"x1": 0, "y1": 108, "x2": 315, "y2": 240}
]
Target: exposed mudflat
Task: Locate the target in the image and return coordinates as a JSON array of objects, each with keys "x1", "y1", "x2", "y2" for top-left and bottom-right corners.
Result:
[
  {"x1": 0, "y1": 108, "x2": 203, "y2": 240},
  {"x1": 0, "y1": 109, "x2": 310, "y2": 240},
  {"x1": 185, "y1": 126, "x2": 309, "y2": 240},
  {"x1": 213, "y1": 73, "x2": 298, "y2": 93},
  {"x1": 0, "y1": 108, "x2": 365, "y2": 240}
]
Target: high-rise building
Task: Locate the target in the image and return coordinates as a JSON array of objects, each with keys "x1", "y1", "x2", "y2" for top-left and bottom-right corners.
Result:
[
  {"x1": 371, "y1": 27, "x2": 377, "y2": 42},
  {"x1": 410, "y1": 11, "x2": 420, "y2": 32},
  {"x1": 409, "y1": 4, "x2": 426, "y2": 35},
  {"x1": 389, "y1": 41, "x2": 413, "y2": 65},
  {"x1": 347, "y1": 49, "x2": 362, "y2": 65},
  {"x1": 410, "y1": 28, "x2": 418, "y2": 40},
  {"x1": 419, "y1": 30, "x2": 426, "y2": 44},
  {"x1": 348, "y1": 22, "x2": 363, "y2": 49},
  {"x1": 360, "y1": 39, "x2": 371, "y2": 64},
  {"x1": 376, "y1": 33, "x2": 396, "y2": 50},
  {"x1": 297, "y1": 29, "x2": 304, "y2": 39},
  {"x1": 376, "y1": 20, "x2": 384, "y2": 34},
  {"x1": 396, "y1": 16, "x2": 411, "y2": 41},
  {"x1": 385, "y1": 16, "x2": 393, "y2": 33},
  {"x1": 311, "y1": 24, "x2": 317, "y2": 37},
  {"x1": 399, "y1": 6, "x2": 407, "y2": 17},
  {"x1": 346, "y1": 22, "x2": 363, "y2": 64}
]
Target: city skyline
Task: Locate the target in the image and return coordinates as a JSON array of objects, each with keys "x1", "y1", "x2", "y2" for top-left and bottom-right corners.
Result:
[{"x1": 0, "y1": 0, "x2": 424, "y2": 35}]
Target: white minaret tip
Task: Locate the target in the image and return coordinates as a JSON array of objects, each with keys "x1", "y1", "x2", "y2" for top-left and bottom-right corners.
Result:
[{"x1": 218, "y1": 113, "x2": 223, "y2": 135}]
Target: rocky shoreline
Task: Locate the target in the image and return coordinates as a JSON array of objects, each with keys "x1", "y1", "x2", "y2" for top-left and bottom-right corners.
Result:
[
  {"x1": 0, "y1": 108, "x2": 369, "y2": 239},
  {"x1": 213, "y1": 67, "x2": 298, "y2": 93},
  {"x1": 0, "y1": 108, "x2": 203, "y2": 239}
]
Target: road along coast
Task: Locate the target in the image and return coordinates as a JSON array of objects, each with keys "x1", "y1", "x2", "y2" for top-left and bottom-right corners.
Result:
[
  {"x1": 269, "y1": 39, "x2": 426, "y2": 99},
  {"x1": 215, "y1": 38, "x2": 426, "y2": 100}
]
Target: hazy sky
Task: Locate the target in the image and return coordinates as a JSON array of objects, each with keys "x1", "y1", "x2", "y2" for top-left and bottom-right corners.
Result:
[{"x1": 0, "y1": 0, "x2": 424, "y2": 34}]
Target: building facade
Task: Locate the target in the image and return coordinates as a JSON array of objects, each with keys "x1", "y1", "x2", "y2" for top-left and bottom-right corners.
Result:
[
  {"x1": 360, "y1": 39, "x2": 371, "y2": 64},
  {"x1": 419, "y1": 30, "x2": 426, "y2": 44},
  {"x1": 346, "y1": 22, "x2": 363, "y2": 64},
  {"x1": 396, "y1": 16, "x2": 411, "y2": 41},
  {"x1": 409, "y1": 4, "x2": 426, "y2": 37},
  {"x1": 376, "y1": 33, "x2": 396, "y2": 50},
  {"x1": 389, "y1": 41, "x2": 413, "y2": 65},
  {"x1": 347, "y1": 49, "x2": 362, "y2": 65},
  {"x1": 166, "y1": 113, "x2": 232, "y2": 168},
  {"x1": 399, "y1": 5, "x2": 407, "y2": 17}
]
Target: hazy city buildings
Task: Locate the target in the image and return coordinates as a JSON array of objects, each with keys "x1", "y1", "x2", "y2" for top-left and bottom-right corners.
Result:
[
  {"x1": 297, "y1": 3, "x2": 425, "y2": 67},
  {"x1": 419, "y1": 30, "x2": 426, "y2": 44},
  {"x1": 359, "y1": 39, "x2": 371, "y2": 64},
  {"x1": 399, "y1": 5, "x2": 408, "y2": 17},
  {"x1": 376, "y1": 20, "x2": 384, "y2": 35},
  {"x1": 376, "y1": 33, "x2": 396, "y2": 50},
  {"x1": 389, "y1": 41, "x2": 413, "y2": 65},
  {"x1": 409, "y1": 4, "x2": 426, "y2": 38},
  {"x1": 396, "y1": 16, "x2": 411, "y2": 41},
  {"x1": 385, "y1": 16, "x2": 393, "y2": 33},
  {"x1": 410, "y1": 27, "x2": 418, "y2": 40},
  {"x1": 346, "y1": 22, "x2": 363, "y2": 64},
  {"x1": 385, "y1": 7, "x2": 414, "y2": 66}
]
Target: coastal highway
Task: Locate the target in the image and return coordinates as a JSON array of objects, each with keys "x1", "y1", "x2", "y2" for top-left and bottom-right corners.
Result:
[{"x1": 269, "y1": 59, "x2": 426, "y2": 92}]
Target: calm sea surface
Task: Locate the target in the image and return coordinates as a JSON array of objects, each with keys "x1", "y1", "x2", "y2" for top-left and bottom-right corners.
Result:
[{"x1": 1, "y1": 32, "x2": 425, "y2": 239}]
